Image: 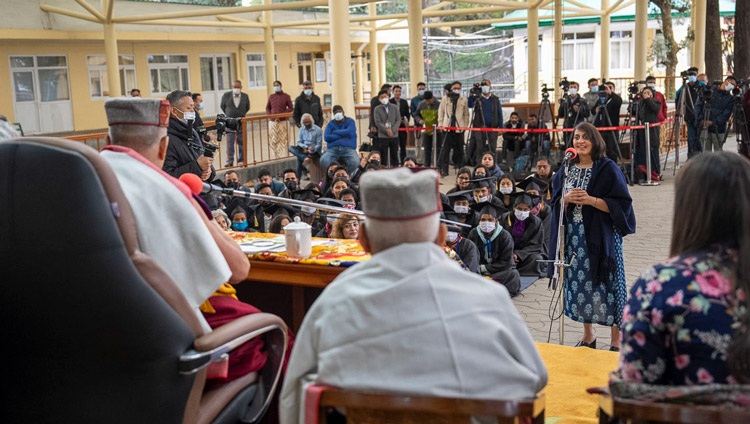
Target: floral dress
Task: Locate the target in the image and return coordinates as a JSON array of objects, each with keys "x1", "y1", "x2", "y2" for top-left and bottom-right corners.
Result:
[
  {"x1": 563, "y1": 164, "x2": 627, "y2": 327},
  {"x1": 617, "y1": 247, "x2": 745, "y2": 385}
]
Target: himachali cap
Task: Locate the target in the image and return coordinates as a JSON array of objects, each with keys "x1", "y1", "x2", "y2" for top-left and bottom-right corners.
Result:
[
  {"x1": 105, "y1": 98, "x2": 170, "y2": 128},
  {"x1": 360, "y1": 167, "x2": 441, "y2": 220}
]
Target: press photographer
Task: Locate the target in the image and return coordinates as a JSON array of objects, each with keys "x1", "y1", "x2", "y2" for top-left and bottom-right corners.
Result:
[
  {"x1": 592, "y1": 81, "x2": 623, "y2": 160},
  {"x1": 636, "y1": 86, "x2": 662, "y2": 182},
  {"x1": 437, "y1": 81, "x2": 470, "y2": 176},
  {"x1": 466, "y1": 79, "x2": 503, "y2": 166},
  {"x1": 675, "y1": 67, "x2": 702, "y2": 158},
  {"x1": 694, "y1": 76, "x2": 736, "y2": 153},
  {"x1": 557, "y1": 79, "x2": 589, "y2": 147}
]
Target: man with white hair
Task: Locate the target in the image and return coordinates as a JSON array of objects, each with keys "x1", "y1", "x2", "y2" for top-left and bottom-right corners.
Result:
[
  {"x1": 280, "y1": 167, "x2": 548, "y2": 424},
  {"x1": 288, "y1": 112, "x2": 322, "y2": 180}
]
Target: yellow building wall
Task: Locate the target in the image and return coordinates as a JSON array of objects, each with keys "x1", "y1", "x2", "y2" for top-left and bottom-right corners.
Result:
[{"x1": 0, "y1": 38, "x2": 367, "y2": 133}]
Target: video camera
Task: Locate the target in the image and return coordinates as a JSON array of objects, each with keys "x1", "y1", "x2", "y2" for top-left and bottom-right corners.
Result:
[
  {"x1": 541, "y1": 83, "x2": 554, "y2": 99},
  {"x1": 214, "y1": 113, "x2": 243, "y2": 142},
  {"x1": 680, "y1": 69, "x2": 698, "y2": 80},
  {"x1": 469, "y1": 83, "x2": 483, "y2": 97},
  {"x1": 732, "y1": 79, "x2": 749, "y2": 97},
  {"x1": 597, "y1": 78, "x2": 609, "y2": 105},
  {"x1": 628, "y1": 80, "x2": 645, "y2": 95},
  {"x1": 559, "y1": 77, "x2": 570, "y2": 93},
  {"x1": 187, "y1": 119, "x2": 219, "y2": 158}
]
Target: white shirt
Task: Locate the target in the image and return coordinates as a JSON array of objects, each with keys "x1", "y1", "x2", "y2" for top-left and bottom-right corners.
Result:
[
  {"x1": 279, "y1": 242, "x2": 548, "y2": 424},
  {"x1": 101, "y1": 150, "x2": 231, "y2": 330}
]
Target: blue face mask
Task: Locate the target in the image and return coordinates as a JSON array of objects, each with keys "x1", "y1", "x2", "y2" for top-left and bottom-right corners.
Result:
[
  {"x1": 232, "y1": 221, "x2": 249, "y2": 231},
  {"x1": 274, "y1": 86, "x2": 281, "y2": 93},
  {"x1": 591, "y1": 86, "x2": 599, "y2": 93},
  {"x1": 304, "y1": 89, "x2": 312, "y2": 96},
  {"x1": 418, "y1": 89, "x2": 425, "y2": 97},
  {"x1": 197, "y1": 103, "x2": 204, "y2": 111},
  {"x1": 688, "y1": 75, "x2": 698, "y2": 83}
]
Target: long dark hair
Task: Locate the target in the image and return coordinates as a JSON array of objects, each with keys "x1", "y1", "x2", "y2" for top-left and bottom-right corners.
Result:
[
  {"x1": 671, "y1": 152, "x2": 750, "y2": 382},
  {"x1": 572, "y1": 122, "x2": 607, "y2": 161}
]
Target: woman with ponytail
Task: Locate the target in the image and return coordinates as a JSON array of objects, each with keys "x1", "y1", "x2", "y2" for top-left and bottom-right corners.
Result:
[{"x1": 617, "y1": 151, "x2": 750, "y2": 385}]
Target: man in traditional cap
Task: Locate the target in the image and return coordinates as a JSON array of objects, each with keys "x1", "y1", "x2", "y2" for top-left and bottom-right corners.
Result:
[
  {"x1": 101, "y1": 98, "x2": 276, "y2": 383},
  {"x1": 321, "y1": 105, "x2": 360, "y2": 175},
  {"x1": 280, "y1": 167, "x2": 547, "y2": 424}
]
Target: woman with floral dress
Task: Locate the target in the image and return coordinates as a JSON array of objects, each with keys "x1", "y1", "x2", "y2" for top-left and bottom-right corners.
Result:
[
  {"x1": 617, "y1": 151, "x2": 750, "y2": 385},
  {"x1": 548, "y1": 122, "x2": 636, "y2": 351}
]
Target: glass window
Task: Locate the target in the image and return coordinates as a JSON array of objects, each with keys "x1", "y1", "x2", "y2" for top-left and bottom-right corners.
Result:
[
  {"x1": 87, "y1": 54, "x2": 136, "y2": 98},
  {"x1": 562, "y1": 33, "x2": 594, "y2": 71},
  {"x1": 148, "y1": 54, "x2": 190, "y2": 94},
  {"x1": 201, "y1": 57, "x2": 215, "y2": 91},
  {"x1": 39, "y1": 69, "x2": 70, "y2": 101},
  {"x1": 10, "y1": 56, "x2": 34, "y2": 68},
  {"x1": 246, "y1": 53, "x2": 277, "y2": 88},
  {"x1": 13, "y1": 71, "x2": 35, "y2": 102},
  {"x1": 148, "y1": 55, "x2": 169, "y2": 64},
  {"x1": 37, "y1": 56, "x2": 67, "y2": 67}
]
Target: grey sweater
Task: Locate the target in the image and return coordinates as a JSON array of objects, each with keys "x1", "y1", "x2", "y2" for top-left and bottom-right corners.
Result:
[{"x1": 220, "y1": 91, "x2": 251, "y2": 118}]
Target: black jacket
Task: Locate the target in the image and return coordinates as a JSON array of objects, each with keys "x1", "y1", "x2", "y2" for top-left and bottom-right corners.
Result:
[
  {"x1": 593, "y1": 93, "x2": 622, "y2": 128},
  {"x1": 164, "y1": 117, "x2": 215, "y2": 180},
  {"x1": 558, "y1": 95, "x2": 590, "y2": 128},
  {"x1": 293, "y1": 92, "x2": 324, "y2": 127}
]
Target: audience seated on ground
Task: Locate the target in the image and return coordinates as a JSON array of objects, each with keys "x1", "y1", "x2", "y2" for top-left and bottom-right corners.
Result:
[
  {"x1": 445, "y1": 189, "x2": 474, "y2": 234},
  {"x1": 329, "y1": 214, "x2": 360, "y2": 240},
  {"x1": 481, "y1": 151, "x2": 504, "y2": 181},
  {"x1": 443, "y1": 217, "x2": 481, "y2": 274},
  {"x1": 517, "y1": 177, "x2": 552, "y2": 257},
  {"x1": 250, "y1": 183, "x2": 295, "y2": 232},
  {"x1": 528, "y1": 157, "x2": 554, "y2": 203},
  {"x1": 402, "y1": 156, "x2": 417, "y2": 168},
  {"x1": 446, "y1": 167, "x2": 472, "y2": 195},
  {"x1": 268, "y1": 214, "x2": 292, "y2": 234},
  {"x1": 278, "y1": 168, "x2": 300, "y2": 199},
  {"x1": 325, "y1": 177, "x2": 351, "y2": 200},
  {"x1": 500, "y1": 193, "x2": 546, "y2": 277},
  {"x1": 338, "y1": 188, "x2": 358, "y2": 209},
  {"x1": 497, "y1": 175, "x2": 517, "y2": 209},
  {"x1": 319, "y1": 161, "x2": 342, "y2": 194},
  {"x1": 351, "y1": 150, "x2": 382, "y2": 183},
  {"x1": 254, "y1": 168, "x2": 286, "y2": 196},
  {"x1": 212, "y1": 209, "x2": 230, "y2": 231},
  {"x1": 280, "y1": 167, "x2": 547, "y2": 424},
  {"x1": 293, "y1": 188, "x2": 326, "y2": 236},
  {"x1": 230, "y1": 207, "x2": 254, "y2": 232},
  {"x1": 467, "y1": 202, "x2": 522, "y2": 296}
]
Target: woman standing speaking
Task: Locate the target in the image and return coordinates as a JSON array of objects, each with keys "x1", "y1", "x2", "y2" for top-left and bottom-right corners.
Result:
[{"x1": 549, "y1": 122, "x2": 636, "y2": 351}]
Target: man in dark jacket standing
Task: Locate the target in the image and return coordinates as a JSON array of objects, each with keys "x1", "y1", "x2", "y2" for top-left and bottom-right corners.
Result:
[
  {"x1": 220, "y1": 80, "x2": 250, "y2": 167},
  {"x1": 293, "y1": 81, "x2": 324, "y2": 128},
  {"x1": 467, "y1": 79, "x2": 503, "y2": 166},
  {"x1": 694, "y1": 75, "x2": 737, "y2": 153}
]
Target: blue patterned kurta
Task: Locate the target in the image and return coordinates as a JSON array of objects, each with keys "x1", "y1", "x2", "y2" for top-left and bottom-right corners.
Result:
[{"x1": 563, "y1": 165, "x2": 627, "y2": 327}]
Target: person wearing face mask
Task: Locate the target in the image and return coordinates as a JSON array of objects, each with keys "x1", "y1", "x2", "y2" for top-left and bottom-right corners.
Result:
[
  {"x1": 675, "y1": 67, "x2": 703, "y2": 158},
  {"x1": 517, "y1": 177, "x2": 552, "y2": 258},
  {"x1": 249, "y1": 183, "x2": 294, "y2": 232},
  {"x1": 266, "y1": 80, "x2": 294, "y2": 159},
  {"x1": 293, "y1": 81, "x2": 324, "y2": 128},
  {"x1": 636, "y1": 87, "x2": 663, "y2": 181},
  {"x1": 466, "y1": 79, "x2": 504, "y2": 167},
  {"x1": 443, "y1": 216, "x2": 481, "y2": 274},
  {"x1": 644, "y1": 76, "x2": 668, "y2": 123},
  {"x1": 221, "y1": 170, "x2": 256, "y2": 214},
  {"x1": 369, "y1": 83, "x2": 392, "y2": 143},
  {"x1": 373, "y1": 89, "x2": 401, "y2": 167},
  {"x1": 446, "y1": 190, "x2": 474, "y2": 233},
  {"x1": 500, "y1": 193, "x2": 545, "y2": 277},
  {"x1": 191, "y1": 93, "x2": 205, "y2": 123},
  {"x1": 289, "y1": 113, "x2": 322, "y2": 180},
  {"x1": 466, "y1": 203, "x2": 521, "y2": 296},
  {"x1": 694, "y1": 75, "x2": 737, "y2": 153},
  {"x1": 437, "y1": 81, "x2": 470, "y2": 177},
  {"x1": 470, "y1": 179, "x2": 505, "y2": 214},
  {"x1": 220, "y1": 80, "x2": 250, "y2": 167},
  {"x1": 414, "y1": 91, "x2": 441, "y2": 167},
  {"x1": 293, "y1": 189, "x2": 325, "y2": 236},
  {"x1": 497, "y1": 175, "x2": 516, "y2": 209},
  {"x1": 501, "y1": 112, "x2": 525, "y2": 171},
  {"x1": 230, "y1": 208, "x2": 254, "y2": 233},
  {"x1": 278, "y1": 169, "x2": 301, "y2": 199},
  {"x1": 583, "y1": 78, "x2": 601, "y2": 121},
  {"x1": 322, "y1": 105, "x2": 360, "y2": 176},
  {"x1": 558, "y1": 81, "x2": 589, "y2": 148},
  {"x1": 390, "y1": 85, "x2": 411, "y2": 164},
  {"x1": 410, "y1": 81, "x2": 426, "y2": 119}
]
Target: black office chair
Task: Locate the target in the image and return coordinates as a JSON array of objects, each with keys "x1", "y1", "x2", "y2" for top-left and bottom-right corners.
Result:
[{"x1": 0, "y1": 137, "x2": 287, "y2": 424}]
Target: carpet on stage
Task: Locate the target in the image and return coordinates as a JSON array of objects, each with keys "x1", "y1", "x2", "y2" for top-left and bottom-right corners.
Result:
[{"x1": 519, "y1": 276, "x2": 540, "y2": 292}]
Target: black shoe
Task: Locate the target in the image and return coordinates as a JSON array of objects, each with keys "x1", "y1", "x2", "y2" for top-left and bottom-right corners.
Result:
[
  {"x1": 609, "y1": 345, "x2": 620, "y2": 352},
  {"x1": 575, "y1": 338, "x2": 597, "y2": 349}
]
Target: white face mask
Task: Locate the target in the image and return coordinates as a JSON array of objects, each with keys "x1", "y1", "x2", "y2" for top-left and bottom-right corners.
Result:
[
  {"x1": 688, "y1": 75, "x2": 698, "y2": 83},
  {"x1": 568, "y1": 88, "x2": 578, "y2": 96},
  {"x1": 274, "y1": 86, "x2": 281, "y2": 92},
  {"x1": 183, "y1": 111, "x2": 196, "y2": 121},
  {"x1": 381, "y1": 98, "x2": 389, "y2": 105},
  {"x1": 452, "y1": 89, "x2": 461, "y2": 95},
  {"x1": 726, "y1": 83, "x2": 735, "y2": 92},
  {"x1": 334, "y1": 112, "x2": 344, "y2": 121},
  {"x1": 301, "y1": 205, "x2": 316, "y2": 215},
  {"x1": 446, "y1": 232, "x2": 459, "y2": 243},
  {"x1": 453, "y1": 205, "x2": 469, "y2": 214},
  {"x1": 479, "y1": 221, "x2": 496, "y2": 233},
  {"x1": 476, "y1": 195, "x2": 490, "y2": 203},
  {"x1": 481, "y1": 85, "x2": 490, "y2": 94},
  {"x1": 514, "y1": 209, "x2": 530, "y2": 221},
  {"x1": 418, "y1": 90, "x2": 425, "y2": 96},
  {"x1": 647, "y1": 83, "x2": 656, "y2": 89},
  {"x1": 233, "y1": 88, "x2": 241, "y2": 95},
  {"x1": 499, "y1": 187, "x2": 513, "y2": 195},
  {"x1": 591, "y1": 86, "x2": 599, "y2": 93},
  {"x1": 303, "y1": 89, "x2": 313, "y2": 96}
]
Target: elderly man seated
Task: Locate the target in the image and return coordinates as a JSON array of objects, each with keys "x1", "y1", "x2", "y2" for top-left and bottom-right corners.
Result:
[{"x1": 280, "y1": 167, "x2": 548, "y2": 424}]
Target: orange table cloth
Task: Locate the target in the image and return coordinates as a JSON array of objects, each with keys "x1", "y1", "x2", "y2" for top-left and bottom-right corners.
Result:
[{"x1": 228, "y1": 231, "x2": 371, "y2": 267}]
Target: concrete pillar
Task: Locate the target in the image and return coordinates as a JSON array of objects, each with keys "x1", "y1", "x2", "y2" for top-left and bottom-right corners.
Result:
[
  {"x1": 355, "y1": 45, "x2": 365, "y2": 104},
  {"x1": 692, "y1": 0, "x2": 706, "y2": 71},
  {"x1": 528, "y1": 6, "x2": 539, "y2": 103},
  {"x1": 369, "y1": 5, "x2": 380, "y2": 95},
  {"x1": 264, "y1": 0, "x2": 276, "y2": 96},
  {"x1": 600, "y1": 0, "x2": 610, "y2": 80},
  {"x1": 634, "y1": 0, "x2": 648, "y2": 80},
  {"x1": 103, "y1": 22, "x2": 121, "y2": 97},
  {"x1": 408, "y1": 0, "x2": 425, "y2": 92},
  {"x1": 329, "y1": 0, "x2": 354, "y2": 113},
  {"x1": 553, "y1": 0, "x2": 562, "y2": 88},
  {"x1": 378, "y1": 44, "x2": 387, "y2": 86}
]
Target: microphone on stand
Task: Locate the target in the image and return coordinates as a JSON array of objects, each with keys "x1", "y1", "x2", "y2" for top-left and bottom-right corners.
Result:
[
  {"x1": 179, "y1": 173, "x2": 233, "y2": 196},
  {"x1": 562, "y1": 147, "x2": 578, "y2": 162}
]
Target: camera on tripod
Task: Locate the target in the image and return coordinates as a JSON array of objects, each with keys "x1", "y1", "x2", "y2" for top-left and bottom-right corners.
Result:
[
  {"x1": 597, "y1": 78, "x2": 609, "y2": 104},
  {"x1": 541, "y1": 83, "x2": 554, "y2": 99},
  {"x1": 559, "y1": 77, "x2": 570, "y2": 93},
  {"x1": 469, "y1": 83, "x2": 483, "y2": 97},
  {"x1": 214, "y1": 114, "x2": 243, "y2": 142},
  {"x1": 732, "y1": 79, "x2": 748, "y2": 97}
]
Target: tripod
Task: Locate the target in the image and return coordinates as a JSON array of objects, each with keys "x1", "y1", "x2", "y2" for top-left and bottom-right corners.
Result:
[
  {"x1": 620, "y1": 95, "x2": 640, "y2": 185},
  {"x1": 593, "y1": 96, "x2": 628, "y2": 182},
  {"x1": 437, "y1": 94, "x2": 461, "y2": 176},
  {"x1": 663, "y1": 77, "x2": 696, "y2": 174},
  {"x1": 696, "y1": 90, "x2": 716, "y2": 152},
  {"x1": 728, "y1": 94, "x2": 750, "y2": 158},
  {"x1": 537, "y1": 90, "x2": 559, "y2": 153},
  {"x1": 466, "y1": 94, "x2": 489, "y2": 166}
]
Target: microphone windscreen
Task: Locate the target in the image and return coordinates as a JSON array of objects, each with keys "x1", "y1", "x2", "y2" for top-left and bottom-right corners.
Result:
[
  {"x1": 179, "y1": 173, "x2": 203, "y2": 195},
  {"x1": 565, "y1": 147, "x2": 578, "y2": 159}
]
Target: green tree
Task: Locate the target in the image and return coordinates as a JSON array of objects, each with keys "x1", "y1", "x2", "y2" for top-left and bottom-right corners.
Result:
[{"x1": 649, "y1": 0, "x2": 691, "y2": 98}]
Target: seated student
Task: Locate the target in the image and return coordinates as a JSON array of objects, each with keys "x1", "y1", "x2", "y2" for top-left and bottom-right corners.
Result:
[
  {"x1": 528, "y1": 157, "x2": 554, "y2": 204},
  {"x1": 467, "y1": 203, "x2": 522, "y2": 296},
  {"x1": 293, "y1": 188, "x2": 326, "y2": 236},
  {"x1": 500, "y1": 193, "x2": 546, "y2": 277},
  {"x1": 277, "y1": 168, "x2": 301, "y2": 199},
  {"x1": 402, "y1": 156, "x2": 418, "y2": 168},
  {"x1": 319, "y1": 161, "x2": 341, "y2": 194},
  {"x1": 446, "y1": 190, "x2": 474, "y2": 235},
  {"x1": 325, "y1": 177, "x2": 351, "y2": 200},
  {"x1": 230, "y1": 208, "x2": 255, "y2": 232},
  {"x1": 497, "y1": 175, "x2": 516, "y2": 209},
  {"x1": 470, "y1": 178, "x2": 506, "y2": 214},
  {"x1": 472, "y1": 165, "x2": 497, "y2": 195},
  {"x1": 517, "y1": 177, "x2": 552, "y2": 257},
  {"x1": 339, "y1": 188, "x2": 358, "y2": 210},
  {"x1": 332, "y1": 165, "x2": 350, "y2": 181},
  {"x1": 212, "y1": 209, "x2": 230, "y2": 231},
  {"x1": 481, "y1": 151, "x2": 504, "y2": 182},
  {"x1": 444, "y1": 216, "x2": 481, "y2": 274},
  {"x1": 222, "y1": 170, "x2": 256, "y2": 212},
  {"x1": 280, "y1": 168, "x2": 547, "y2": 424},
  {"x1": 446, "y1": 167, "x2": 472, "y2": 195},
  {"x1": 329, "y1": 214, "x2": 360, "y2": 240},
  {"x1": 250, "y1": 183, "x2": 294, "y2": 232},
  {"x1": 254, "y1": 168, "x2": 285, "y2": 195},
  {"x1": 615, "y1": 152, "x2": 750, "y2": 386},
  {"x1": 268, "y1": 214, "x2": 291, "y2": 234}
]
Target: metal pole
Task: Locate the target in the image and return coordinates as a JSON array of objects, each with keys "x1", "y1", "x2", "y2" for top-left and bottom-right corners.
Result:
[
  {"x1": 432, "y1": 124, "x2": 437, "y2": 168},
  {"x1": 640, "y1": 122, "x2": 660, "y2": 186}
]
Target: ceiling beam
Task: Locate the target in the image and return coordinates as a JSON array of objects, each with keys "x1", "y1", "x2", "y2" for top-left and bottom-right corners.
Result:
[
  {"x1": 74, "y1": 0, "x2": 105, "y2": 22},
  {"x1": 40, "y1": 4, "x2": 102, "y2": 23}
]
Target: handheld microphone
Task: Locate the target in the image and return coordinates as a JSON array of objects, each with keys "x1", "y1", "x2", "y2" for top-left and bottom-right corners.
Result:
[
  {"x1": 179, "y1": 173, "x2": 233, "y2": 196},
  {"x1": 563, "y1": 147, "x2": 578, "y2": 162}
]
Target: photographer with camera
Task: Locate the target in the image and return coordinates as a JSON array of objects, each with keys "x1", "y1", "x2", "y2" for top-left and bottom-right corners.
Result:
[
  {"x1": 437, "y1": 81, "x2": 470, "y2": 176},
  {"x1": 220, "y1": 80, "x2": 250, "y2": 167},
  {"x1": 636, "y1": 86, "x2": 662, "y2": 181},
  {"x1": 583, "y1": 78, "x2": 602, "y2": 121},
  {"x1": 675, "y1": 67, "x2": 702, "y2": 158},
  {"x1": 592, "y1": 81, "x2": 623, "y2": 160},
  {"x1": 694, "y1": 76, "x2": 736, "y2": 152},
  {"x1": 466, "y1": 79, "x2": 503, "y2": 167},
  {"x1": 164, "y1": 90, "x2": 214, "y2": 182},
  {"x1": 557, "y1": 80, "x2": 589, "y2": 147}
]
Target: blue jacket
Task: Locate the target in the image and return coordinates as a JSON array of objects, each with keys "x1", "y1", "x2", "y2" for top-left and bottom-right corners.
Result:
[
  {"x1": 468, "y1": 94, "x2": 503, "y2": 128},
  {"x1": 323, "y1": 117, "x2": 357, "y2": 150},
  {"x1": 694, "y1": 87, "x2": 734, "y2": 133}
]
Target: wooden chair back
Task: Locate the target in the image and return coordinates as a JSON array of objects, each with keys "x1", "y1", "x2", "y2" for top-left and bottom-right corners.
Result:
[{"x1": 598, "y1": 394, "x2": 750, "y2": 424}]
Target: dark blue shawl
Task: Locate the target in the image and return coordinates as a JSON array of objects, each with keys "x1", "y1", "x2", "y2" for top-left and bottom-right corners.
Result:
[{"x1": 547, "y1": 157, "x2": 636, "y2": 283}]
